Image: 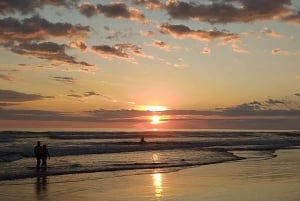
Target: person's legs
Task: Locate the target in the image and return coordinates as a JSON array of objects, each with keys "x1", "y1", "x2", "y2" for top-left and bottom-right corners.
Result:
[
  {"x1": 36, "y1": 158, "x2": 41, "y2": 169},
  {"x1": 41, "y1": 158, "x2": 47, "y2": 169}
]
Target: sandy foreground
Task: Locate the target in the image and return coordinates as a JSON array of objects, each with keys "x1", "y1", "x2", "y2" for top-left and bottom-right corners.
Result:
[{"x1": 0, "y1": 149, "x2": 299, "y2": 201}]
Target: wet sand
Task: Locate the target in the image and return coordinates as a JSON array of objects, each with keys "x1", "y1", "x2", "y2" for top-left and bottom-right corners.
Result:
[{"x1": 0, "y1": 148, "x2": 299, "y2": 201}]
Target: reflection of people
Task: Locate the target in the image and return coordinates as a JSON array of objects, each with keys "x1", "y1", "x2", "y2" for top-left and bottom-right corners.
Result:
[
  {"x1": 35, "y1": 175, "x2": 48, "y2": 196},
  {"x1": 34, "y1": 141, "x2": 42, "y2": 169},
  {"x1": 41, "y1": 145, "x2": 50, "y2": 169},
  {"x1": 140, "y1": 137, "x2": 145, "y2": 143}
]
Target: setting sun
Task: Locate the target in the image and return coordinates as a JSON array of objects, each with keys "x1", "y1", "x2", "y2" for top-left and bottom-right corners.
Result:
[{"x1": 151, "y1": 115, "x2": 161, "y2": 125}]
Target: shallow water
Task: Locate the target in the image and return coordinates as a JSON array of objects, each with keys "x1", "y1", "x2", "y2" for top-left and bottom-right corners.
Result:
[
  {"x1": 0, "y1": 130, "x2": 299, "y2": 180},
  {"x1": 0, "y1": 149, "x2": 299, "y2": 201}
]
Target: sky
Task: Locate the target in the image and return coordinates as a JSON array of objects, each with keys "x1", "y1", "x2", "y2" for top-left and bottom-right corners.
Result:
[{"x1": 0, "y1": 0, "x2": 300, "y2": 130}]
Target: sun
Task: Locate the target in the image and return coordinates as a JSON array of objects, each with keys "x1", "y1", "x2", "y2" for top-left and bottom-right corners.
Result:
[{"x1": 151, "y1": 115, "x2": 161, "y2": 125}]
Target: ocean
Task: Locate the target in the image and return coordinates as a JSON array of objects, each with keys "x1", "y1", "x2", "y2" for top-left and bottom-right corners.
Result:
[{"x1": 0, "y1": 129, "x2": 300, "y2": 182}]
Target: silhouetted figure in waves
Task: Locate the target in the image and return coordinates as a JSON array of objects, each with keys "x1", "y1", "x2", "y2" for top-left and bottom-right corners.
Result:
[
  {"x1": 34, "y1": 141, "x2": 43, "y2": 169},
  {"x1": 41, "y1": 145, "x2": 50, "y2": 169}
]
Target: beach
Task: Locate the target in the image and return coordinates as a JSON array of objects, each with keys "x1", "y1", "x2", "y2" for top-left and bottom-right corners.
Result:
[{"x1": 0, "y1": 148, "x2": 299, "y2": 201}]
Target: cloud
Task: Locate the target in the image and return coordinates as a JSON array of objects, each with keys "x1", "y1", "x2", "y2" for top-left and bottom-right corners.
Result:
[
  {"x1": 0, "y1": 0, "x2": 76, "y2": 14},
  {"x1": 77, "y1": 2, "x2": 99, "y2": 17},
  {"x1": 159, "y1": 23, "x2": 239, "y2": 42},
  {"x1": 165, "y1": 0, "x2": 291, "y2": 24},
  {"x1": 218, "y1": 96, "x2": 300, "y2": 117},
  {"x1": 0, "y1": 16, "x2": 93, "y2": 66},
  {"x1": 9, "y1": 41, "x2": 93, "y2": 66},
  {"x1": 0, "y1": 74, "x2": 15, "y2": 81},
  {"x1": 68, "y1": 91, "x2": 114, "y2": 101},
  {"x1": 265, "y1": 98, "x2": 285, "y2": 105},
  {"x1": 92, "y1": 43, "x2": 152, "y2": 61},
  {"x1": 0, "y1": 102, "x2": 19, "y2": 107},
  {"x1": 0, "y1": 89, "x2": 54, "y2": 102},
  {"x1": 132, "y1": 0, "x2": 164, "y2": 10},
  {"x1": 68, "y1": 40, "x2": 87, "y2": 51},
  {"x1": 92, "y1": 45, "x2": 129, "y2": 59},
  {"x1": 231, "y1": 44, "x2": 249, "y2": 53},
  {"x1": 78, "y1": 2, "x2": 146, "y2": 22},
  {"x1": 0, "y1": 15, "x2": 89, "y2": 42},
  {"x1": 140, "y1": 30, "x2": 155, "y2": 37},
  {"x1": 262, "y1": 27, "x2": 283, "y2": 38},
  {"x1": 272, "y1": 48, "x2": 281, "y2": 54},
  {"x1": 282, "y1": 11, "x2": 300, "y2": 25},
  {"x1": 202, "y1": 47, "x2": 211, "y2": 54},
  {"x1": 220, "y1": 101, "x2": 300, "y2": 117},
  {"x1": 53, "y1": 76, "x2": 77, "y2": 83},
  {"x1": 0, "y1": 108, "x2": 85, "y2": 121},
  {"x1": 150, "y1": 40, "x2": 170, "y2": 50}
]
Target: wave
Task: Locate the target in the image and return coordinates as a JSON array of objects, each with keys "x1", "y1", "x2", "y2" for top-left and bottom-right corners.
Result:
[
  {"x1": 0, "y1": 130, "x2": 299, "y2": 181},
  {"x1": 0, "y1": 149, "x2": 242, "y2": 181}
]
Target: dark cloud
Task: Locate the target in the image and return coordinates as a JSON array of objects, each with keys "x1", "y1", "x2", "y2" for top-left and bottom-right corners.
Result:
[
  {"x1": 92, "y1": 45, "x2": 129, "y2": 58},
  {"x1": 0, "y1": 102, "x2": 19, "y2": 107},
  {"x1": 116, "y1": 43, "x2": 143, "y2": 55},
  {"x1": 0, "y1": 89, "x2": 54, "y2": 102},
  {"x1": 159, "y1": 23, "x2": 239, "y2": 42},
  {"x1": 222, "y1": 101, "x2": 263, "y2": 116},
  {"x1": 92, "y1": 43, "x2": 151, "y2": 61},
  {"x1": 282, "y1": 11, "x2": 300, "y2": 24},
  {"x1": 68, "y1": 91, "x2": 114, "y2": 101},
  {"x1": 78, "y1": 2, "x2": 146, "y2": 22},
  {"x1": 165, "y1": 0, "x2": 291, "y2": 24},
  {"x1": 0, "y1": 107, "x2": 299, "y2": 129},
  {"x1": 265, "y1": 98, "x2": 285, "y2": 105},
  {"x1": 0, "y1": 107, "x2": 85, "y2": 121},
  {"x1": 0, "y1": 0, "x2": 77, "y2": 14},
  {"x1": 78, "y1": 2, "x2": 99, "y2": 17},
  {"x1": 0, "y1": 15, "x2": 89, "y2": 42},
  {"x1": 68, "y1": 40, "x2": 87, "y2": 51},
  {"x1": 10, "y1": 41, "x2": 93, "y2": 66},
  {"x1": 84, "y1": 91, "x2": 101, "y2": 97},
  {"x1": 218, "y1": 98, "x2": 300, "y2": 117},
  {"x1": 0, "y1": 16, "x2": 92, "y2": 66},
  {"x1": 53, "y1": 76, "x2": 77, "y2": 83},
  {"x1": 132, "y1": 0, "x2": 163, "y2": 10}
]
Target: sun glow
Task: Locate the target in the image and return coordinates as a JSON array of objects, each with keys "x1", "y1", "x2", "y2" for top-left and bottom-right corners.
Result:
[
  {"x1": 151, "y1": 115, "x2": 161, "y2": 125},
  {"x1": 137, "y1": 105, "x2": 167, "y2": 112}
]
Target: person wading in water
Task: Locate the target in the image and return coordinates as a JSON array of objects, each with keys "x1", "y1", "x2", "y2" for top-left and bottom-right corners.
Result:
[
  {"x1": 34, "y1": 141, "x2": 42, "y2": 169},
  {"x1": 41, "y1": 144, "x2": 50, "y2": 169}
]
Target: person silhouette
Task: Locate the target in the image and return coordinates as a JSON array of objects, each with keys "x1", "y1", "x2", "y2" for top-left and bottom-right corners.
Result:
[
  {"x1": 41, "y1": 145, "x2": 50, "y2": 169},
  {"x1": 34, "y1": 141, "x2": 42, "y2": 169}
]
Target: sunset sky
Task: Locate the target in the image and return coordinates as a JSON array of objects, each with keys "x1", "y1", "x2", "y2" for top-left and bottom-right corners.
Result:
[{"x1": 0, "y1": 0, "x2": 300, "y2": 130}]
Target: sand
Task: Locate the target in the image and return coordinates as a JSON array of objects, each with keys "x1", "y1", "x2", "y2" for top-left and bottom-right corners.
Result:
[{"x1": 0, "y1": 148, "x2": 299, "y2": 201}]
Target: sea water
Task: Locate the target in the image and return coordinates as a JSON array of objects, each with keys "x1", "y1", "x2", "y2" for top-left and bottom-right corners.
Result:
[{"x1": 0, "y1": 130, "x2": 299, "y2": 181}]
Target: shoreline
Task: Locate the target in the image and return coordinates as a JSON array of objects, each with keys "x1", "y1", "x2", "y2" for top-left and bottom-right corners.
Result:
[{"x1": 0, "y1": 148, "x2": 299, "y2": 201}]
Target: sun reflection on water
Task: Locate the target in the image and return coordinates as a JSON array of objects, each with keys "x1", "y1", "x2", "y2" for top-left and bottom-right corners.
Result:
[{"x1": 152, "y1": 172, "x2": 163, "y2": 199}]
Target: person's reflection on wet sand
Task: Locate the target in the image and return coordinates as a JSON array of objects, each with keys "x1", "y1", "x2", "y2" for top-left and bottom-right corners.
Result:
[{"x1": 35, "y1": 174, "x2": 48, "y2": 198}]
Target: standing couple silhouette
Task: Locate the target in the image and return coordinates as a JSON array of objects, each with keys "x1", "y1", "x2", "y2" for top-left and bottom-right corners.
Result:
[{"x1": 34, "y1": 141, "x2": 50, "y2": 169}]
